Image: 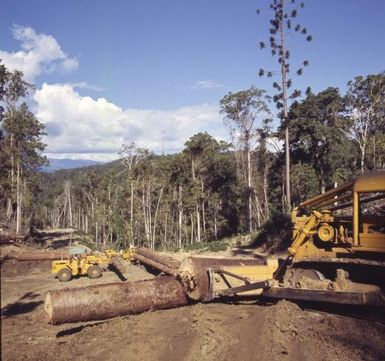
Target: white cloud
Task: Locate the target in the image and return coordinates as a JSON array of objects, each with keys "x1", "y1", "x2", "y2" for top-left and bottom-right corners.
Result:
[
  {"x1": 0, "y1": 25, "x2": 78, "y2": 82},
  {"x1": 70, "y1": 81, "x2": 106, "y2": 92},
  {"x1": 34, "y1": 83, "x2": 227, "y2": 161},
  {"x1": 191, "y1": 80, "x2": 224, "y2": 90}
]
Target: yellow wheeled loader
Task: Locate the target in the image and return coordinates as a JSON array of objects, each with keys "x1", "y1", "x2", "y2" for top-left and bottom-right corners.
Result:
[{"x1": 52, "y1": 247, "x2": 136, "y2": 282}]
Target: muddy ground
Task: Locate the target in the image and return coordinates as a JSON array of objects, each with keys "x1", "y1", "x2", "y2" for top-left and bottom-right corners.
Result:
[{"x1": 1, "y1": 246, "x2": 385, "y2": 361}]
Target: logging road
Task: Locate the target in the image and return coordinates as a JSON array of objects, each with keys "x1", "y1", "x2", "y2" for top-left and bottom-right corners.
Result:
[{"x1": 1, "y1": 247, "x2": 385, "y2": 361}]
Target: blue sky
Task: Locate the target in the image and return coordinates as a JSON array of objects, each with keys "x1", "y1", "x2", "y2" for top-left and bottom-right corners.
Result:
[{"x1": 1, "y1": 0, "x2": 384, "y2": 160}]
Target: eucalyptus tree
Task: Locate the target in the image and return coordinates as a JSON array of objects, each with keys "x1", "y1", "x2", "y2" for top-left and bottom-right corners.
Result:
[
  {"x1": 0, "y1": 63, "x2": 46, "y2": 234},
  {"x1": 183, "y1": 132, "x2": 235, "y2": 242},
  {"x1": 257, "y1": 0, "x2": 312, "y2": 207},
  {"x1": 342, "y1": 72, "x2": 385, "y2": 173},
  {"x1": 220, "y1": 86, "x2": 271, "y2": 232},
  {"x1": 119, "y1": 142, "x2": 151, "y2": 245},
  {"x1": 1, "y1": 102, "x2": 47, "y2": 234}
]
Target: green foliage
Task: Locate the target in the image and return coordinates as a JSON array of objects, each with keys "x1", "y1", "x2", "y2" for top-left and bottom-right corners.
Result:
[
  {"x1": 287, "y1": 87, "x2": 355, "y2": 191},
  {"x1": 2, "y1": 52, "x2": 383, "y2": 253},
  {"x1": 251, "y1": 211, "x2": 292, "y2": 252},
  {"x1": 220, "y1": 87, "x2": 271, "y2": 135},
  {"x1": 341, "y1": 72, "x2": 385, "y2": 172},
  {"x1": 173, "y1": 239, "x2": 230, "y2": 253},
  {"x1": 290, "y1": 162, "x2": 318, "y2": 205},
  {"x1": 0, "y1": 63, "x2": 46, "y2": 233},
  {"x1": 366, "y1": 134, "x2": 385, "y2": 171}
]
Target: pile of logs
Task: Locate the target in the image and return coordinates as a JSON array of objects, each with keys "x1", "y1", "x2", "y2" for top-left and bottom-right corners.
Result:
[{"x1": 30, "y1": 227, "x2": 81, "y2": 245}]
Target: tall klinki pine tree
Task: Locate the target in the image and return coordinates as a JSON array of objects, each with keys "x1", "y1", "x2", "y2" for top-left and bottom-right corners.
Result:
[{"x1": 257, "y1": 0, "x2": 312, "y2": 207}]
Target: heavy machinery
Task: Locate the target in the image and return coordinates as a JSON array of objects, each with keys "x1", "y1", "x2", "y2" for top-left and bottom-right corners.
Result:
[
  {"x1": 44, "y1": 173, "x2": 385, "y2": 324},
  {"x1": 52, "y1": 246, "x2": 136, "y2": 282},
  {"x1": 178, "y1": 172, "x2": 385, "y2": 305}
]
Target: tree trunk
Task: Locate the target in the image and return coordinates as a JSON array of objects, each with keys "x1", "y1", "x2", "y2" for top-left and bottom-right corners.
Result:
[
  {"x1": 190, "y1": 213, "x2": 194, "y2": 244},
  {"x1": 360, "y1": 143, "x2": 366, "y2": 174},
  {"x1": 246, "y1": 138, "x2": 253, "y2": 233},
  {"x1": 201, "y1": 179, "x2": 206, "y2": 235},
  {"x1": 16, "y1": 160, "x2": 21, "y2": 235},
  {"x1": 163, "y1": 211, "x2": 168, "y2": 247},
  {"x1": 255, "y1": 195, "x2": 261, "y2": 228},
  {"x1": 85, "y1": 213, "x2": 88, "y2": 234},
  {"x1": 142, "y1": 183, "x2": 149, "y2": 243},
  {"x1": 280, "y1": 0, "x2": 291, "y2": 207},
  {"x1": 130, "y1": 180, "x2": 134, "y2": 229},
  {"x1": 152, "y1": 186, "x2": 164, "y2": 249},
  {"x1": 44, "y1": 277, "x2": 189, "y2": 324},
  {"x1": 263, "y1": 162, "x2": 269, "y2": 219},
  {"x1": 213, "y1": 209, "x2": 218, "y2": 240},
  {"x1": 178, "y1": 185, "x2": 183, "y2": 248},
  {"x1": 95, "y1": 222, "x2": 98, "y2": 245},
  {"x1": 196, "y1": 203, "x2": 201, "y2": 243}
]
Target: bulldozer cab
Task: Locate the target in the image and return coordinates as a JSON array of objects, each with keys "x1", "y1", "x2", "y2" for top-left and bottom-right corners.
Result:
[{"x1": 290, "y1": 172, "x2": 385, "y2": 258}]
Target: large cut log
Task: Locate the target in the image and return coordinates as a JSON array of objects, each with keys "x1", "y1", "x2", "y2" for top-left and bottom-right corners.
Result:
[
  {"x1": 133, "y1": 253, "x2": 177, "y2": 275},
  {"x1": 135, "y1": 248, "x2": 181, "y2": 269},
  {"x1": 177, "y1": 257, "x2": 262, "y2": 301},
  {"x1": 44, "y1": 276, "x2": 189, "y2": 324},
  {"x1": 16, "y1": 250, "x2": 69, "y2": 261},
  {"x1": 134, "y1": 248, "x2": 181, "y2": 275}
]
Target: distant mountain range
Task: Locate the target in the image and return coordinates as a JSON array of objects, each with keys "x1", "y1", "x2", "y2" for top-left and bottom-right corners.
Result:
[{"x1": 43, "y1": 158, "x2": 103, "y2": 172}]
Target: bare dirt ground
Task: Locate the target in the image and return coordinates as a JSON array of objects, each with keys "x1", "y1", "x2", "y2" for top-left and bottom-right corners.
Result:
[{"x1": 1, "y1": 245, "x2": 385, "y2": 361}]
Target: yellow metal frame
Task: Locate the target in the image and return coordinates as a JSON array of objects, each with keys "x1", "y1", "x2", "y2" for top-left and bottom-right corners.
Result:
[{"x1": 290, "y1": 172, "x2": 385, "y2": 261}]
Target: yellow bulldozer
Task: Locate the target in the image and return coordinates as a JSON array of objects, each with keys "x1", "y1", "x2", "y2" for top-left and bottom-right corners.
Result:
[
  {"x1": 52, "y1": 247, "x2": 136, "y2": 282},
  {"x1": 178, "y1": 172, "x2": 385, "y2": 305}
]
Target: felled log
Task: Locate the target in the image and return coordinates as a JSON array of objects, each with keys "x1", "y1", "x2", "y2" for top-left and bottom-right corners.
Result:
[
  {"x1": 0, "y1": 230, "x2": 26, "y2": 244},
  {"x1": 134, "y1": 248, "x2": 181, "y2": 275},
  {"x1": 177, "y1": 257, "x2": 262, "y2": 301},
  {"x1": 133, "y1": 253, "x2": 177, "y2": 275},
  {"x1": 136, "y1": 248, "x2": 181, "y2": 269},
  {"x1": 44, "y1": 277, "x2": 189, "y2": 324},
  {"x1": 110, "y1": 256, "x2": 130, "y2": 280},
  {"x1": 34, "y1": 234, "x2": 83, "y2": 243},
  {"x1": 31, "y1": 228, "x2": 77, "y2": 237},
  {"x1": 16, "y1": 250, "x2": 69, "y2": 261}
]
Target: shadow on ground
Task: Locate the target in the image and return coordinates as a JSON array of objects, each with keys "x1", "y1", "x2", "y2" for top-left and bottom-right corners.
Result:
[
  {"x1": 1, "y1": 292, "x2": 43, "y2": 317},
  {"x1": 56, "y1": 321, "x2": 107, "y2": 338}
]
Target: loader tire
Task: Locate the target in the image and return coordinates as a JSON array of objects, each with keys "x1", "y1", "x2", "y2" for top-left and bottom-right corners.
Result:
[
  {"x1": 87, "y1": 265, "x2": 102, "y2": 279},
  {"x1": 57, "y1": 268, "x2": 72, "y2": 282}
]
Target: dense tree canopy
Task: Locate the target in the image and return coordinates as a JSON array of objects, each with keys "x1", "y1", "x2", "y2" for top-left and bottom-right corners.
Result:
[{"x1": 0, "y1": 58, "x2": 383, "y2": 249}]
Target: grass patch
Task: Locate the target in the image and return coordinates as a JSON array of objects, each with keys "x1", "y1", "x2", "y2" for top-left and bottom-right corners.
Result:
[
  {"x1": 183, "y1": 239, "x2": 229, "y2": 253},
  {"x1": 164, "y1": 238, "x2": 231, "y2": 253}
]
